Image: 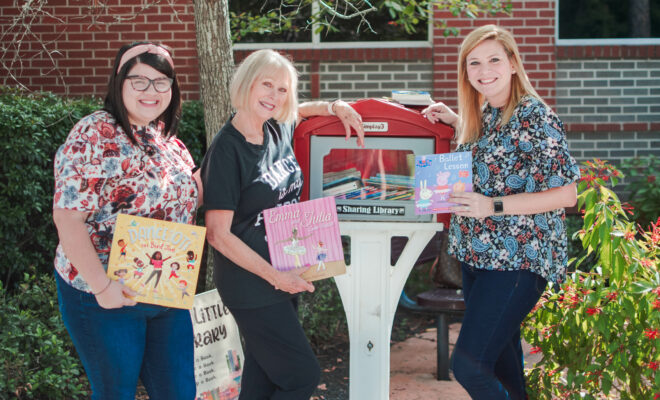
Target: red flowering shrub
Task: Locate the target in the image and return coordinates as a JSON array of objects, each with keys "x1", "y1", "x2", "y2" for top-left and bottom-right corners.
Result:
[{"x1": 523, "y1": 159, "x2": 659, "y2": 399}]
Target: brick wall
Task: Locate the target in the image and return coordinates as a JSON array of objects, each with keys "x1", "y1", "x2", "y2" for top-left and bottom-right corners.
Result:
[
  {"x1": 556, "y1": 52, "x2": 660, "y2": 127},
  {"x1": 1, "y1": 0, "x2": 200, "y2": 100},
  {"x1": 566, "y1": 131, "x2": 659, "y2": 164},
  {"x1": 1, "y1": 0, "x2": 558, "y2": 108},
  {"x1": 555, "y1": 47, "x2": 660, "y2": 165},
  {"x1": 295, "y1": 61, "x2": 433, "y2": 102}
]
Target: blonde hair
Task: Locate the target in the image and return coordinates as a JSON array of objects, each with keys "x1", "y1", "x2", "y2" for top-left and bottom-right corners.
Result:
[
  {"x1": 230, "y1": 49, "x2": 299, "y2": 124},
  {"x1": 456, "y1": 25, "x2": 544, "y2": 144}
]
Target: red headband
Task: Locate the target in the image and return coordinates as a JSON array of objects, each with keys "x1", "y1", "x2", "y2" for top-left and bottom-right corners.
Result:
[{"x1": 117, "y1": 44, "x2": 174, "y2": 74}]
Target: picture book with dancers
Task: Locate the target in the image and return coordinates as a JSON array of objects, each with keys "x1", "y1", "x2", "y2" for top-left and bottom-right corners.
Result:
[
  {"x1": 107, "y1": 214, "x2": 206, "y2": 309},
  {"x1": 263, "y1": 197, "x2": 346, "y2": 282},
  {"x1": 414, "y1": 151, "x2": 473, "y2": 214}
]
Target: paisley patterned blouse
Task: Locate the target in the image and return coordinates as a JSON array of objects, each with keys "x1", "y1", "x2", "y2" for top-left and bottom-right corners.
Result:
[
  {"x1": 53, "y1": 110, "x2": 199, "y2": 292},
  {"x1": 447, "y1": 96, "x2": 580, "y2": 283}
]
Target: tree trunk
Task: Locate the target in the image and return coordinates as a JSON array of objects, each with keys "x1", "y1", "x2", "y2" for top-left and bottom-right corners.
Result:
[
  {"x1": 193, "y1": 0, "x2": 234, "y2": 140},
  {"x1": 192, "y1": 0, "x2": 234, "y2": 291},
  {"x1": 629, "y1": 0, "x2": 650, "y2": 38}
]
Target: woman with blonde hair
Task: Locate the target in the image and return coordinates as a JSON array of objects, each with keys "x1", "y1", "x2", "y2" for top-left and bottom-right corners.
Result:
[
  {"x1": 201, "y1": 49, "x2": 364, "y2": 399},
  {"x1": 422, "y1": 25, "x2": 580, "y2": 399}
]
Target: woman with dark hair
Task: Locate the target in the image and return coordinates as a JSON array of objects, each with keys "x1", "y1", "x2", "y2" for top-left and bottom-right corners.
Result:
[{"x1": 52, "y1": 42, "x2": 201, "y2": 399}]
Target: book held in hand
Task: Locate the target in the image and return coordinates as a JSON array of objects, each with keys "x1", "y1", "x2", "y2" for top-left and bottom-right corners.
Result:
[
  {"x1": 107, "y1": 213, "x2": 206, "y2": 309},
  {"x1": 263, "y1": 197, "x2": 346, "y2": 282},
  {"x1": 414, "y1": 151, "x2": 473, "y2": 214}
]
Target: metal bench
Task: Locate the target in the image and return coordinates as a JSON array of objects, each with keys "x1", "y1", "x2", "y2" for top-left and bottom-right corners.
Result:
[{"x1": 400, "y1": 287, "x2": 465, "y2": 380}]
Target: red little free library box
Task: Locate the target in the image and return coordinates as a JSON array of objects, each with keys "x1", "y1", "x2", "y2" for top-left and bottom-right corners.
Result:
[{"x1": 294, "y1": 98, "x2": 454, "y2": 226}]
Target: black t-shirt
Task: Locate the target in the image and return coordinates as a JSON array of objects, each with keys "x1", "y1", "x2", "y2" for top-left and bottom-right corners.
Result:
[{"x1": 201, "y1": 118, "x2": 303, "y2": 308}]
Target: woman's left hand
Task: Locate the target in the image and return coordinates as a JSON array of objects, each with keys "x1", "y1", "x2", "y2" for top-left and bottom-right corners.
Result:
[
  {"x1": 333, "y1": 100, "x2": 365, "y2": 148},
  {"x1": 450, "y1": 191, "x2": 493, "y2": 219}
]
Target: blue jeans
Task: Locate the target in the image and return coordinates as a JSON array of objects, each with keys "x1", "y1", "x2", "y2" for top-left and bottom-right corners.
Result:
[
  {"x1": 55, "y1": 272, "x2": 195, "y2": 400},
  {"x1": 452, "y1": 263, "x2": 546, "y2": 400}
]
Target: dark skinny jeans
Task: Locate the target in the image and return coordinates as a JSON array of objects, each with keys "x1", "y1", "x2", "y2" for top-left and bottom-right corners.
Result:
[{"x1": 452, "y1": 262, "x2": 546, "y2": 400}]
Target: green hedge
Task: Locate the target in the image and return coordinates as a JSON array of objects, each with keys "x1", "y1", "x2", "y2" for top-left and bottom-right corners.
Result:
[
  {"x1": 0, "y1": 89, "x2": 101, "y2": 290},
  {"x1": 178, "y1": 98, "x2": 206, "y2": 165},
  {"x1": 0, "y1": 270, "x2": 90, "y2": 399},
  {"x1": 0, "y1": 88, "x2": 206, "y2": 291}
]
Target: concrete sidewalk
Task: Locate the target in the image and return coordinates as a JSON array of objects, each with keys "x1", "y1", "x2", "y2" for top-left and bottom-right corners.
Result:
[{"x1": 389, "y1": 322, "x2": 541, "y2": 399}]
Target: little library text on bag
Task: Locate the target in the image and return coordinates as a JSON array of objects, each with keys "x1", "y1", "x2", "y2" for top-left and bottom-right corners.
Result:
[
  {"x1": 107, "y1": 213, "x2": 206, "y2": 309},
  {"x1": 414, "y1": 151, "x2": 473, "y2": 214},
  {"x1": 263, "y1": 197, "x2": 346, "y2": 282},
  {"x1": 191, "y1": 289, "x2": 243, "y2": 400}
]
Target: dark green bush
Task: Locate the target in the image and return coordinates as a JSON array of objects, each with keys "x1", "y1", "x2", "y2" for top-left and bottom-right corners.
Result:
[
  {"x1": 178, "y1": 99, "x2": 207, "y2": 165},
  {"x1": 619, "y1": 154, "x2": 660, "y2": 228},
  {"x1": 298, "y1": 279, "x2": 348, "y2": 348},
  {"x1": 0, "y1": 87, "x2": 206, "y2": 291},
  {"x1": 0, "y1": 271, "x2": 90, "y2": 399},
  {"x1": 298, "y1": 259, "x2": 438, "y2": 348},
  {"x1": 0, "y1": 89, "x2": 101, "y2": 290}
]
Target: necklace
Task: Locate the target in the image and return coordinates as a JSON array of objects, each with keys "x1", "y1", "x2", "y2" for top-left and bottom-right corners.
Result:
[{"x1": 232, "y1": 111, "x2": 265, "y2": 145}]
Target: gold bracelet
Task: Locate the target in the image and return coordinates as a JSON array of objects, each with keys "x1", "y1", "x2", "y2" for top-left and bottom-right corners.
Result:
[{"x1": 93, "y1": 278, "x2": 112, "y2": 296}]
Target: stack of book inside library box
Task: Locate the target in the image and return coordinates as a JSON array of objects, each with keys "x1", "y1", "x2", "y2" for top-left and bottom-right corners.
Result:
[{"x1": 323, "y1": 167, "x2": 414, "y2": 201}]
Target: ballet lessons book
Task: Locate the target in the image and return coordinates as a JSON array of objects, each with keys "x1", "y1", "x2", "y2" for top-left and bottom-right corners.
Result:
[
  {"x1": 414, "y1": 151, "x2": 473, "y2": 214},
  {"x1": 263, "y1": 197, "x2": 346, "y2": 282},
  {"x1": 107, "y1": 214, "x2": 206, "y2": 309}
]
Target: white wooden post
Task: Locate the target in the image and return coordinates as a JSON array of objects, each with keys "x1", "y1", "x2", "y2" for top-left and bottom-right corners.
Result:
[{"x1": 334, "y1": 221, "x2": 443, "y2": 400}]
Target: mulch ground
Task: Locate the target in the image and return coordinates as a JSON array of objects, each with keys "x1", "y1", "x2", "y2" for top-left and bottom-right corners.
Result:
[
  {"x1": 310, "y1": 309, "x2": 435, "y2": 400},
  {"x1": 136, "y1": 309, "x2": 435, "y2": 400}
]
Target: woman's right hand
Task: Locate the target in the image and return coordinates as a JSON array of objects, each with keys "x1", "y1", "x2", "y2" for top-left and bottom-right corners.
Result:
[
  {"x1": 421, "y1": 102, "x2": 459, "y2": 128},
  {"x1": 95, "y1": 280, "x2": 138, "y2": 309},
  {"x1": 273, "y1": 269, "x2": 315, "y2": 294},
  {"x1": 54, "y1": 208, "x2": 140, "y2": 309},
  {"x1": 206, "y1": 209, "x2": 316, "y2": 295}
]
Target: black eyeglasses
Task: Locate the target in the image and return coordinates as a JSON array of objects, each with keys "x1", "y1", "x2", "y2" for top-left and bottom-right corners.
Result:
[{"x1": 126, "y1": 75, "x2": 173, "y2": 93}]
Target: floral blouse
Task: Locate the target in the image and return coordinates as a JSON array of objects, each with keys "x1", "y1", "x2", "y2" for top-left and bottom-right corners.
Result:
[
  {"x1": 53, "y1": 110, "x2": 199, "y2": 292},
  {"x1": 447, "y1": 96, "x2": 580, "y2": 283}
]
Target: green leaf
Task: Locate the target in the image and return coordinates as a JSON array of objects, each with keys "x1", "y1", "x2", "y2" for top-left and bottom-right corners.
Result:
[
  {"x1": 584, "y1": 208, "x2": 595, "y2": 229},
  {"x1": 601, "y1": 373, "x2": 613, "y2": 394},
  {"x1": 585, "y1": 189, "x2": 597, "y2": 211}
]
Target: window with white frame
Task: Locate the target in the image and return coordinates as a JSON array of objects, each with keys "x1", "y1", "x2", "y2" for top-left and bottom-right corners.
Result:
[
  {"x1": 557, "y1": 0, "x2": 660, "y2": 44},
  {"x1": 231, "y1": 0, "x2": 430, "y2": 49}
]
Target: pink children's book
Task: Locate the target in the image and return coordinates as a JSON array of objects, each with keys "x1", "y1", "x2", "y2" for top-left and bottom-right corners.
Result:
[{"x1": 263, "y1": 197, "x2": 346, "y2": 282}]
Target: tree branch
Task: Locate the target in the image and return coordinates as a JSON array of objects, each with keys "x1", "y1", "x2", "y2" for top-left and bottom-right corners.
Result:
[{"x1": 317, "y1": 0, "x2": 376, "y2": 20}]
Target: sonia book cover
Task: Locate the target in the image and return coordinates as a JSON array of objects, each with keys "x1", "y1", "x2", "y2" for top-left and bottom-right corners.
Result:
[
  {"x1": 107, "y1": 213, "x2": 206, "y2": 309},
  {"x1": 263, "y1": 197, "x2": 346, "y2": 282},
  {"x1": 414, "y1": 151, "x2": 473, "y2": 214}
]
